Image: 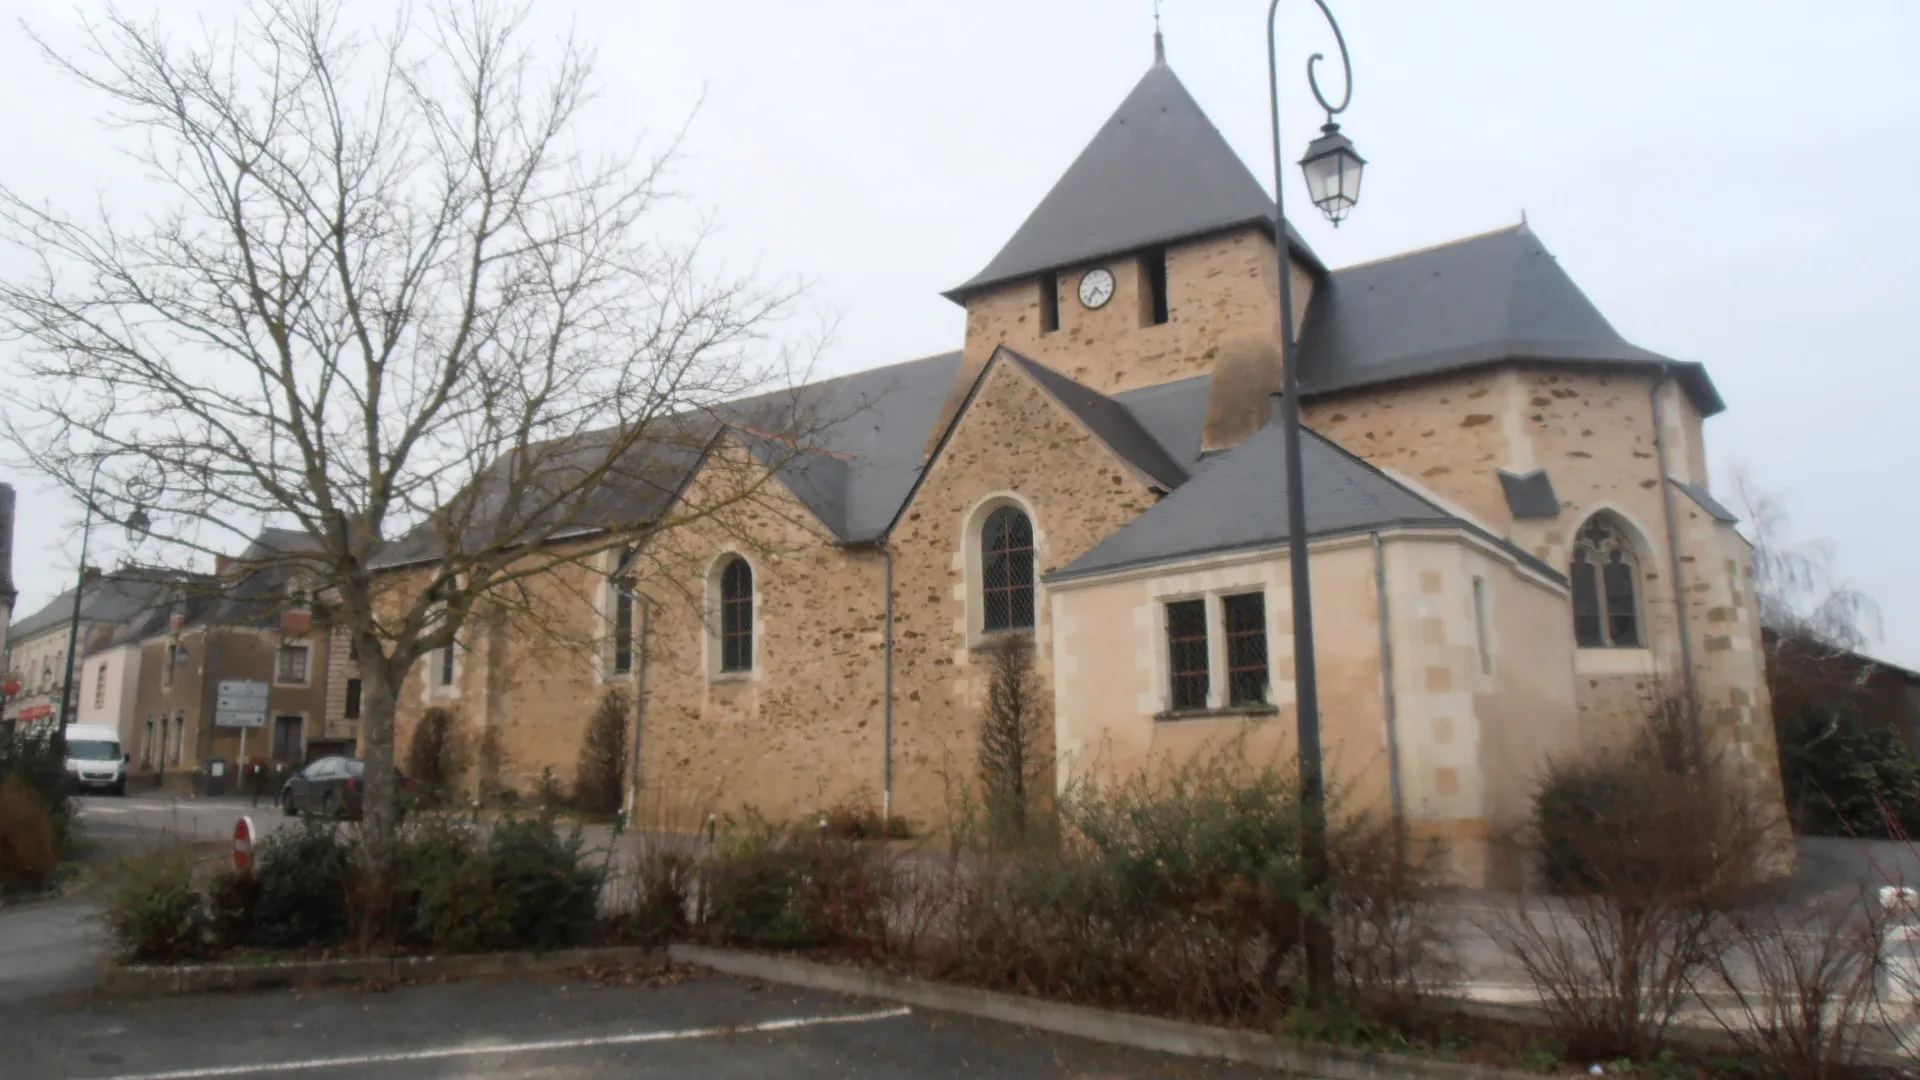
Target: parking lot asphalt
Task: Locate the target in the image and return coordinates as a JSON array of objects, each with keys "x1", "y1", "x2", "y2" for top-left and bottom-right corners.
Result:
[{"x1": 0, "y1": 970, "x2": 1285, "y2": 1080}]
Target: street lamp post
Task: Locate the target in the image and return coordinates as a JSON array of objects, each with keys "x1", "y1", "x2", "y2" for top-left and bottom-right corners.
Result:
[
  {"x1": 53, "y1": 456, "x2": 151, "y2": 754},
  {"x1": 1265, "y1": 0, "x2": 1367, "y2": 1004}
]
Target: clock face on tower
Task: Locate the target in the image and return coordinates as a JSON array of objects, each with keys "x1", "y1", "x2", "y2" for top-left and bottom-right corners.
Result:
[{"x1": 1078, "y1": 267, "x2": 1115, "y2": 309}]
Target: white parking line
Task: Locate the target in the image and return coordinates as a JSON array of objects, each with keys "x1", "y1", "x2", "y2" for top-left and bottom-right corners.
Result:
[{"x1": 75, "y1": 1006, "x2": 913, "y2": 1080}]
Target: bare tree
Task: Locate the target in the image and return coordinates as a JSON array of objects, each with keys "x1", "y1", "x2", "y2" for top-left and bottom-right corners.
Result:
[
  {"x1": 1733, "y1": 468, "x2": 1880, "y2": 655},
  {"x1": 0, "y1": 1, "x2": 818, "y2": 867}
]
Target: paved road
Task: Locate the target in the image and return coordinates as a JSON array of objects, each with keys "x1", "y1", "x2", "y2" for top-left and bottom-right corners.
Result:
[
  {"x1": 0, "y1": 971, "x2": 1283, "y2": 1079},
  {"x1": 74, "y1": 793, "x2": 296, "y2": 846}
]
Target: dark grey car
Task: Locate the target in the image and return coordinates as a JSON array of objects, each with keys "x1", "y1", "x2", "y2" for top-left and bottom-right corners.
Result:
[{"x1": 280, "y1": 756, "x2": 409, "y2": 819}]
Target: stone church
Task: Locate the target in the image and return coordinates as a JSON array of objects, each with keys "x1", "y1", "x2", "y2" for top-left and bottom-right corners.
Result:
[{"x1": 385, "y1": 49, "x2": 1781, "y2": 885}]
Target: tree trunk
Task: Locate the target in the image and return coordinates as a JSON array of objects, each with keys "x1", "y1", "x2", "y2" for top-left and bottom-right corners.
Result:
[{"x1": 358, "y1": 651, "x2": 401, "y2": 863}]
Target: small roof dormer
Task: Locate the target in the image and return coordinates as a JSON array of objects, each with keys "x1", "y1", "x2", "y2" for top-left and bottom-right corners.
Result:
[{"x1": 944, "y1": 56, "x2": 1325, "y2": 305}]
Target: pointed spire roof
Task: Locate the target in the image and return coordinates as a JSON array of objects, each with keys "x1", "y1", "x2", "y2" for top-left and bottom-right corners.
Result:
[{"x1": 946, "y1": 61, "x2": 1323, "y2": 303}]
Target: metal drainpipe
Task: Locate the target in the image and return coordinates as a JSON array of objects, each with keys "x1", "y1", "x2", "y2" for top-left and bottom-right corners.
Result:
[
  {"x1": 1650, "y1": 370, "x2": 1700, "y2": 724},
  {"x1": 626, "y1": 595, "x2": 650, "y2": 821},
  {"x1": 881, "y1": 540, "x2": 895, "y2": 826},
  {"x1": 1371, "y1": 532, "x2": 1404, "y2": 827}
]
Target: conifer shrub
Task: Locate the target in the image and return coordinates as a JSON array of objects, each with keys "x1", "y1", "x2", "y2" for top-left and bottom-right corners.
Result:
[
  {"x1": 574, "y1": 689, "x2": 630, "y2": 818},
  {"x1": 1778, "y1": 702, "x2": 1920, "y2": 838},
  {"x1": 404, "y1": 707, "x2": 464, "y2": 807}
]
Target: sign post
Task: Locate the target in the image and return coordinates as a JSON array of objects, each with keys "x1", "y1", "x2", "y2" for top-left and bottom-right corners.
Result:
[
  {"x1": 216, "y1": 680, "x2": 269, "y2": 797},
  {"x1": 233, "y1": 816, "x2": 256, "y2": 876}
]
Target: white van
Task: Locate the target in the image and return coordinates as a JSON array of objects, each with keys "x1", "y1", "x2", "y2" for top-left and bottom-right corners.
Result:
[{"x1": 64, "y1": 724, "x2": 129, "y2": 795}]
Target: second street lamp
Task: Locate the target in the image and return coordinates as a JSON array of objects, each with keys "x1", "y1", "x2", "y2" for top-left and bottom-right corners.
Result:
[{"x1": 1265, "y1": 0, "x2": 1366, "y2": 1004}]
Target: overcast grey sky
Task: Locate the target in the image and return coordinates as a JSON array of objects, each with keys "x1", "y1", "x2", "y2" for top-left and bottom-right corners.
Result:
[{"x1": 2, "y1": 0, "x2": 1915, "y2": 665}]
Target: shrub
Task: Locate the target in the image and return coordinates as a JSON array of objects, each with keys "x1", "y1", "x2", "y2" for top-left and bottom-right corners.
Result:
[
  {"x1": 574, "y1": 689, "x2": 630, "y2": 818},
  {"x1": 1696, "y1": 889, "x2": 1884, "y2": 1080},
  {"x1": 404, "y1": 707, "x2": 464, "y2": 806},
  {"x1": 702, "y1": 820, "x2": 894, "y2": 951},
  {"x1": 822, "y1": 795, "x2": 910, "y2": 841},
  {"x1": 106, "y1": 848, "x2": 208, "y2": 962},
  {"x1": 1494, "y1": 703, "x2": 1773, "y2": 1062},
  {"x1": 404, "y1": 819, "x2": 512, "y2": 954},
  {"x1": 0, "y1": 773, "x2": 60, "y2": 894},
  {"x1": 1778, "y1": 702, "x2": 1920, "y2": 838},
  {"x1": 0, "y1": 728, "x2": 74, "y2": 846},
  {"x1": 206, "y1": 868, "x2": 261, "y2": 949},
  {"x1": 250, "y1": 819, "x2": 353, "y2": 948},
  {"x1": 487, "y1": 815, "x2": 603, "y2": 951},
  {"x1": 610, "y1": 847, "x2": 695, "y2": 947}
]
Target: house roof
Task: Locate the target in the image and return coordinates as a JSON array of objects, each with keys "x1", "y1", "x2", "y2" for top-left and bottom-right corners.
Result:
[
  {"x1": 1499, "y1": 468, "x2": 1563, "y2": 520},
  {"x1": 1670, "y1": 478, "x2": 1739, "y2": 524},
  {"x1": 8, "y1": 570, "x2": 187, "y2": 643},
  {"x1": 944, "y1": 58, "x2": 1322, "y2": 303},
  {"x1": 1002, "y1": 352, "x2": 1188, "y2": 490},
  {"x1": 1049, "y1": 410, "x2": 1463, "y2": 583},
  {"x1": 1295, "y1": 224, "x2": 1724, "y2": 416}
]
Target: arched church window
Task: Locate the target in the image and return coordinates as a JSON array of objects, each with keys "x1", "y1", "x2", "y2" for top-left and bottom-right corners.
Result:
[
  {"x1": 981, "y1": 506, "x2": 1035, "y2": 633},
  {"x1": 1571, "y1": 515, "x2": 1642, "y2": 648},
  {"x1": 719, "y1": 557, "x2": 754, "y2": 673}
]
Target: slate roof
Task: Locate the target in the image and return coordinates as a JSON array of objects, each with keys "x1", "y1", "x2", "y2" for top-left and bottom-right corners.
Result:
[
  {"x1": 8, "y1": 571, "x2": 185, "y2": 643},
  {"x1": 1050, "y1": 415, "x2": 1461, "y2": 583},
  {"x1": 1295, "y1": 224, "x2": 1724, "y2": 416},
  {"x1": 945, "y1": 59, "x2": 1323, "y2": 302},
  {"x1": 1002, "y1": 352, "x2": 1187, "y2": 490},
  {"x1": 1499, "y1": 468, "x2": 1563, "y2": 520},
  {"x1": 1671, "y1": 478, "x2": 1739, "y2": 524}
]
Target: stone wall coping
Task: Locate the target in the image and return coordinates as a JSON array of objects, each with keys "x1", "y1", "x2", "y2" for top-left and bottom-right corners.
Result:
[
  {"x1": 99, "y1": 944, "x2": 663, "y2": 998},
  {"x1": 667, "y1": 944, "x2": 1541, "y2": 1080}
]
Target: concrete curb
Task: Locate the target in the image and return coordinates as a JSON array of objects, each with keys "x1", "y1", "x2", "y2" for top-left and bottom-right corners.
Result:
[
  {"x1": 100, "y1": 945, "x2": 664, "y2": 998},
  {"x1": 667, "y1": 945, "x2": 1540, "y2": 1080}
]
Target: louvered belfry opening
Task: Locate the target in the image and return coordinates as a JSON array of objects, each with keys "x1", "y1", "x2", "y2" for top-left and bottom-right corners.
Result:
[{"x1": 982, "y1": 506, "x2": 1035, "y2": 633}]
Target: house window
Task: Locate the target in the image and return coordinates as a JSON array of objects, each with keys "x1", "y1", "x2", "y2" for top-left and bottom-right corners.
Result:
[
  {"x1": 1571, "y1": 515, "x2": 1642, "y2": 648},
  {"x1": 271, "y1": 715, "x2": 303, "y2": 763},
  {"x1": 276, "y1": 644, "x2": 309, "y2": 685},
  {"x1": 1141, "y1": 247, "x2": 1169, "y2": 326},
  {"x1": 719, "y1": 557, "x2": 754, "y2": 673},
  {"x1": 171, "y1": 711, "x2": 185, "y2": 766},
  {"x1": 162, "y1": 644, "x2": 186, "y2": 688},
  {"x1": 344, "y1": 678, "x2": 362, "y2": 720},
  {"x1": 611, "y1": 548, "x2": 636, "y2": 677},
  {"x1": 142, "y1": 716, "x2": 154, "y2": 768},
  {"x1": 93, "y1": 662, "x2": 108, "y2": 708},
  {"x1": 981, "y1": 506, "x2": 1035, "y2": 633},
  {"x1": 1223, "y1": 593, "x2": 1269, "y2": 706},
  {"x1": 156, "y1": 716, "x2": 168, "y2": 768},
  {"x1": 1039, "y1": 271, "x2": 1060, "y2": 334},
  {"x1": 436, "y1": 640, "x2": 456, "y2": 687},
  {"x1": 1166, "y1": 599, "x2": 1210, "y2": 711}
]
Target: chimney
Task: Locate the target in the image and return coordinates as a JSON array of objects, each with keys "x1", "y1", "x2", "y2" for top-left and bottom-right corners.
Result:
[
  {"x1": 1201, "y1": 335, "x2": 1284, "y2": 452},
  {"x1": 215, "y1": 554, "x2": 235, "y2": 577}
]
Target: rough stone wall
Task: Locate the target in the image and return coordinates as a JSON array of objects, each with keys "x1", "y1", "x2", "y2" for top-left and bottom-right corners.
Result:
[
  {"x1": 1306, "y1": 364, "x2": 1785, "y2": 851},
  {"x1": 1303, "y1": 369, "x2": 1517, "y2": 533},
  {"x1": 384, "y1": 445, "x2": 893, "y2": 824},
  {"x1": 320, "y1": 624, "x2": 360, "y2": 742},
  {"x1": 887, "y1": 356, "x2": 1161, "y2": 828}
]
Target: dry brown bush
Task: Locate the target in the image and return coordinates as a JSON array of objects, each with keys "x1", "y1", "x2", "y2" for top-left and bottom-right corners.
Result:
[
  {"x1": 1492, "y1": 702, "x2": 1776, "y2": 1061},
  {"x1": 0, "y1": 773, "x2": 59, "y2": 892},
  {"x1": 1696, "y1": 888, "x2": 1886, "y2": 1080}
]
